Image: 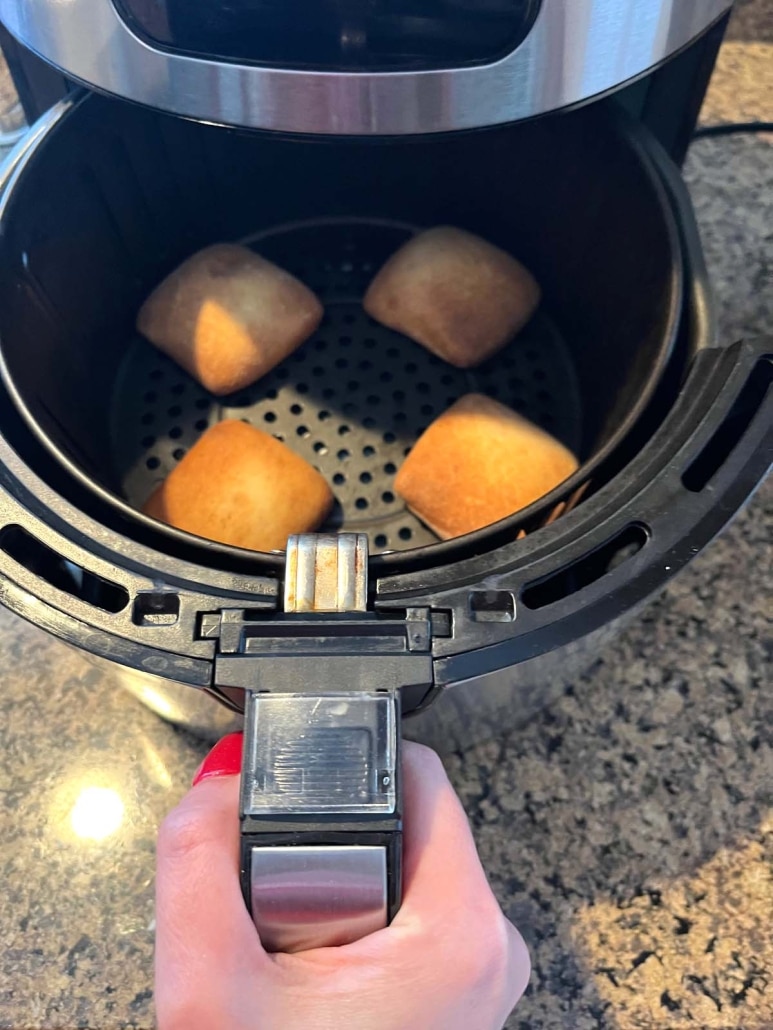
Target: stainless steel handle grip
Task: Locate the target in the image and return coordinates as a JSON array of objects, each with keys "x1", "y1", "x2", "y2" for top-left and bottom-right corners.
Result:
[{"x1": 249, "y1": 845, "x2": 389, "y2": 953}]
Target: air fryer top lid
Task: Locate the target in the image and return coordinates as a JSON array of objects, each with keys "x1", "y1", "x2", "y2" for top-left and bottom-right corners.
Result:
[{"x1": 0, "y1": 0, "x2": 731, "y2": 135}]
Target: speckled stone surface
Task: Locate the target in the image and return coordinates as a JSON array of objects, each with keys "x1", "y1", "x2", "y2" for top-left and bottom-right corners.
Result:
[
  {"x1": 728, "y1": 0, "x2": 773, "y2": 41},
  {"x1": 461, "y1": 474, "x2": 773, "y2": 1029},
  {"x1": 0, "y1": 6, "x2": 771, "y2": 1029}
]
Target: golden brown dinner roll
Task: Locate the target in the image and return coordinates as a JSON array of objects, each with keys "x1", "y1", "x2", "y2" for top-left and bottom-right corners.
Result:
[
  {"x1": 137, "y1": 244, "x2": 323, "y2": 395},
  {"x1": 143, "y1": 419, "x2": 333, "y2": 551},
  {"x1": 363, "y1": 227, "x2": 540, "y2": 368},
  {"x1": 394, "y1": 394, "x2": 578, "y2": 539}
]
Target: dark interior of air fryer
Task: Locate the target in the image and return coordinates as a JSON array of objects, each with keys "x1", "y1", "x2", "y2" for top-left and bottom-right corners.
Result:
[{"x1": 0, "y1": 94, "x2": 681, "y2": 563}]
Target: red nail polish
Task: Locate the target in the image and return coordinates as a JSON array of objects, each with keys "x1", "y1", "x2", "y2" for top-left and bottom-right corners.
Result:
[{"x1": 192, "y1": 732, "x2": 244, "y2": 786}]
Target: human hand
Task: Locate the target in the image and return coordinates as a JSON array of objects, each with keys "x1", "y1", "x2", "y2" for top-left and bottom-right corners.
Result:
[{"x1": 155, "y1": 738, "x2": 530, "y2": 1030}]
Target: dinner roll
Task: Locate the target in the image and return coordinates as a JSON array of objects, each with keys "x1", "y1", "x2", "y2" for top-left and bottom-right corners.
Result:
[
  {"x1": 137, "y1": 244, "x2": 323, "y2": 395},
  {"x1": 394, "y1": 394, "x2": 578, "y2": 539},
  {"x1": 363, "y1": 227, "x2": 540, "y2": 368},
  {"x1": 143, "y1": 420, "x2": 333, "y2": 551}
]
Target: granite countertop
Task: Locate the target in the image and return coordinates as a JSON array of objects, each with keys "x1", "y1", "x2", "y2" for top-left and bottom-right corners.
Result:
[{"x1": 0, "y1": 4, "x2": 771, "y2": 1028}]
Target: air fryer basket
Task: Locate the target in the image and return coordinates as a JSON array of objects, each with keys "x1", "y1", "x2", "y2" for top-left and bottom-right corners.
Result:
[
  {"x1": 0, "y1": 91, "x2": 769, "y2": 742},
  {"x1": 0, "y1": 93, "x2": 683, "y2": 564}
]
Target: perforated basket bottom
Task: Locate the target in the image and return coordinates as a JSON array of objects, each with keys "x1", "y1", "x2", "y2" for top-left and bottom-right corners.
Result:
[{"x1": 110, "y1": 219, "x2": 582, "y2": 553}]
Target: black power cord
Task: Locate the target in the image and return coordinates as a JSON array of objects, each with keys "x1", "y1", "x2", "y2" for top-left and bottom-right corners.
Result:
[{"x1": 693, "y1": 120, "x2": 773, "y2": 140}]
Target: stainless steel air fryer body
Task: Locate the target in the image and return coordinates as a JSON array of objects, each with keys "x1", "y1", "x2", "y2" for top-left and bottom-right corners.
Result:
[{"x1": 0, "y1": 0, "x2": 734, "y2": 135}]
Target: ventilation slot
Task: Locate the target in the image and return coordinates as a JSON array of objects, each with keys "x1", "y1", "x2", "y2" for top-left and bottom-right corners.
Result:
[
  {"x1": 682, "y1": 358, "x2": 772, "y2": 493},
  {"x1": 133, "y1": 592, "x2": 180, "y2": 626},
  {"x1": 469, "y1": 591, "x2": 516, "y2": 623},
  {"x1": 521, "y1": 524, "x2": 649, "y2": 611},
  {"x1": 0, "y1": 525, "x2": 129, "y2": 613}
]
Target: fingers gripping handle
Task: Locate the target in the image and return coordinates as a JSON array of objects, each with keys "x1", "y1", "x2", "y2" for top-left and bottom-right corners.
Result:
[{"x1": 239, "y1": 534, "x2": 403, "y2": 953}]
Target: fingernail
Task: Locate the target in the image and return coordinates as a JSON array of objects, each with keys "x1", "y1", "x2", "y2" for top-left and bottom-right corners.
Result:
[{"x1": 192, "y1": 732, "x2": 244, "y2": 786}]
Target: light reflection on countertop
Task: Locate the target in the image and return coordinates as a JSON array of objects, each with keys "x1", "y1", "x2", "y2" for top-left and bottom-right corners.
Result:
[
  {"x1": 69, "y1": 787, "x2": 125, "y2": 842},
  {"x1": 49, "y1": 736, "x2": 174, "y2": 846}
]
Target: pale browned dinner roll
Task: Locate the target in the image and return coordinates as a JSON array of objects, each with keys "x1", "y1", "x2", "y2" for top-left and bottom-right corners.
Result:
[
  {"x1": 143, "y1": 420, "x2": 333, "y2": 551},
  {"x1": 137, "y1": 244, "x2": 323, "y2": 395},
  {"x1": 363, "y1": 227, "x2": 540, "y2": 368},
  {"x1": 394, "y1": 394, "x2": 578, "y2": 540}
]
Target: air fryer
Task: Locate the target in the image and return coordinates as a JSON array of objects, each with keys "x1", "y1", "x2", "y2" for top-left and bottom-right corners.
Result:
[{"x1": 0, "y1": 0, "x2": 769, "y2": 951}]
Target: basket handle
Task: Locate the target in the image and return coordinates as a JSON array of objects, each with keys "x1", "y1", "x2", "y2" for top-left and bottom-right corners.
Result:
[{"x1": 239, "y1": 534, "x2": 403, "y2": 953}]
